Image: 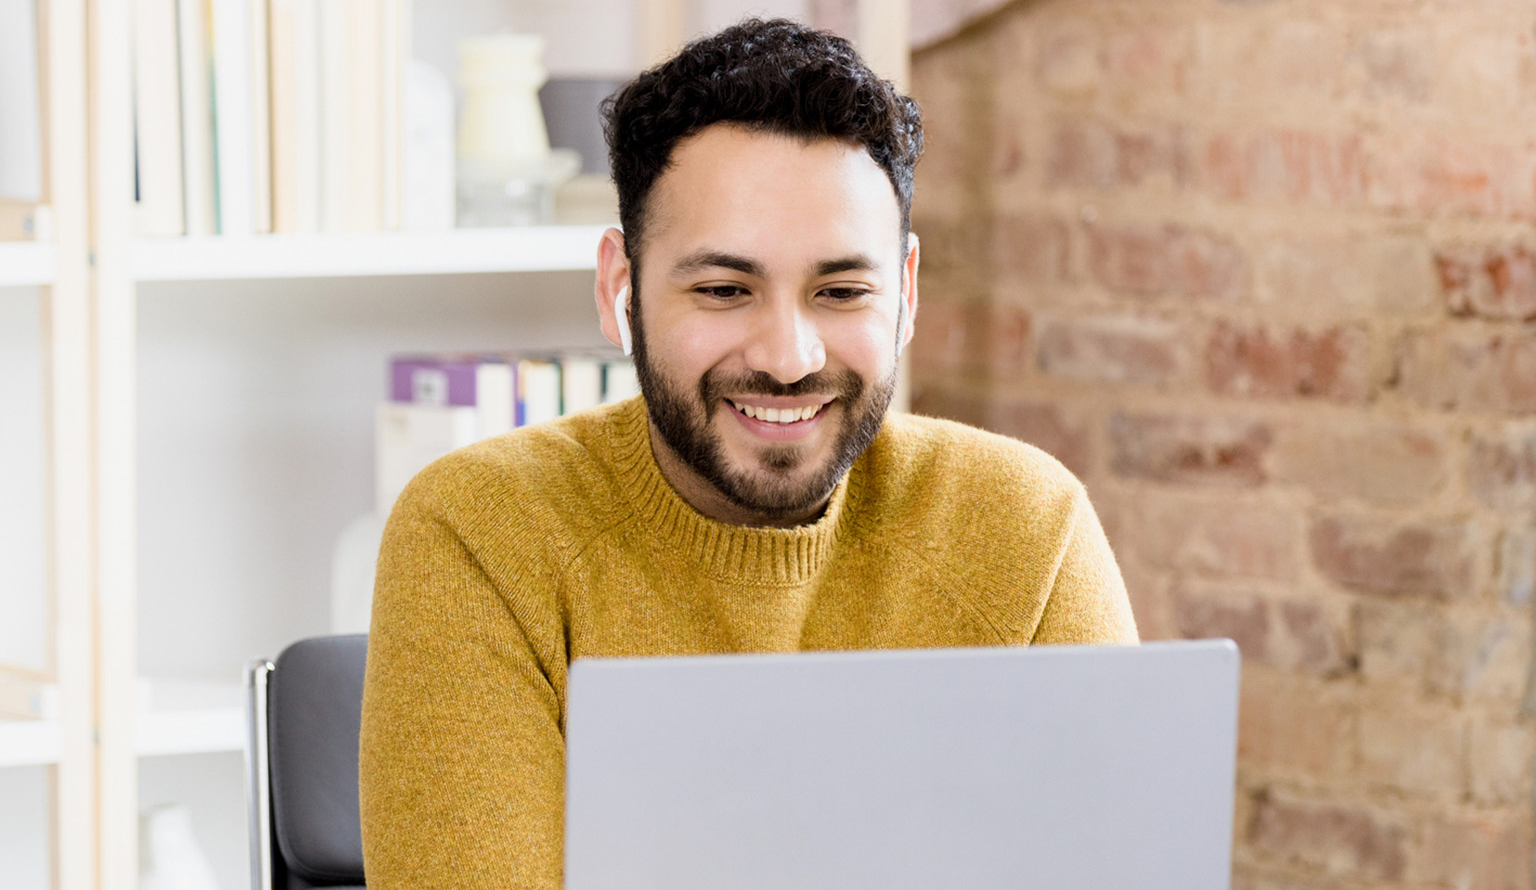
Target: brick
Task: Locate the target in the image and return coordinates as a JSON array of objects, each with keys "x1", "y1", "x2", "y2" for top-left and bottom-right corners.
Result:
[
  {"x1": 1247, "y1": 792, "x2": 1407, "y2": 882},
  {"x1": 1201, "y1": 130, "x2": 1367, "y2": 207},
  {"x1": 1172, "y1": 586, "x2": 1269, "y2": 658},
  {"x1": 1206, "y1": 322, "x2": 1372, "y2": 403},
  {"x1": 909, "y1": 299, "x2": 1032, "y2": 378},
  {"x1": 1413, "y1": 817, "x2": 1533, "y2": 890},
  {"x1": 1359, "y1": 707, "x2": 1465, "y2": 797},
  {"x1": 1395, "y1": 329, "x2": 1536, "y2": 415},
  {"x1": 989, "y1": 214, "x2": 1071, "y2": 286},
  {"x1": 910, "y1": 387, "x2": 1093, "y2": 478},
  {"x1": 1427, "y1": 612, "x2": 1528, "y2": 702},
  {"x1": 1348, "y1": 28, "x2": 1433, "y2": 103},
  {"x1": 1120, "y1": 560, "x2": 1174, "y2": 642},
  {"x1": 1273, "y1": 599, "x2": 1349, "y2": 675},
  {"x1": 1103, "y1": 24, "x2": 1193, "y2": 99},
  {"x1": 1037, "y1": 314, "x2": 1191, "y2": 386},
  {"x1": 1238, "y1": 672, "x2": 1355, "y2": 780},
  {"x1": 1467, "y1": 719, "x2": 1536, "y2": 805},
  {"x1": 1356, "y1": 600, "x2": 1437, "y2": 687},
  {"x1": 1197, "y1": 20, "x2": 1345, "y2": 106},
  {"x1": 1034, "y1": 17, "x2": 1101, "y2": 95},
  {"x1": 1467, "y1": 429, "x2": 1536, "y2": 510},
  {"x1": 1109, "y1": 412, "x2": 1273, "y2": 487},
  {"x1": 1499, "y1": 525, "x2": 1536, "y2": 607},
  {"x1": 1255, "y1": 235, "x2": 1436, "y2": 316},
  {"x1": 1437, "y1": 244, "x2": 1536, "y2": 321},
  {"x1": 1086, "y1": 222, "x2": 1246, "y2": 301},
  {"x1": 1310, "y1": 515, "x2": 1477, "y2": 600},
  {"x1": 1367, "y1": 136, "x2": 1536, "y2": 220},
  {"x1": 1441, "y1": 32, "x2": 1527, "y2": 111},
  {"x1": 1136, "y1": 497, "x2": 1298, "y2": 580},
  {"x1": 1273, "y1": 421, "x2": 1445, "y2": 506},
  {"x1": 1046, "y1": 119, "x2": 1188, "y2": 191}
]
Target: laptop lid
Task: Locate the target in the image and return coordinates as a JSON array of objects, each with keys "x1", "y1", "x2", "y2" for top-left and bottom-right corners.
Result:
[{"x1": 565, "y1": 640, "x2": 1240, "y2": 890}]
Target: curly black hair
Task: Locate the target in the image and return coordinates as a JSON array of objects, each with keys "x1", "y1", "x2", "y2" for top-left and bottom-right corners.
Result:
[{"x1": 601, "y1": 17, "x2": 924, "y2": 266}]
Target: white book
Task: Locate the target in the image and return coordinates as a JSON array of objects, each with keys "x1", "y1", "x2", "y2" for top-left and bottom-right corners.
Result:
[
  {"x1": 176, "y1": 0, "x2": 217, "y2": 236},
  {"x1": 561, "y1": 355, "x2": 605, "y2": 416},
  {"x1": 134, "y1": 0, "x2": 186, "y2": 236},
  {"x1": 317, "y1": 0, "x2": 348, "y2": 231},
  {"x1": 603, "y1": 360, "x2": 641, "y2": 403},
  {"x1": 269, "y1": 0, "x2": 321, "y2": 232},
  {"x1": 210, "y1": 0, "x2": 255, "y2": 235},
  {"x1": 342, "y1": 0, "x2": 382, "y2": 231},
  {"x1": 517, "y1": 359, "x2": 562, "y2": 427},
  {"x1": 379, "y1": 0, "x2": 407, "y2": 230},
  {"x1": 375, "y1": 402, "x2": 479, "y2": 515},
  {"x1": 248, "y1": 0, "x2": 272, "y2": 233}
]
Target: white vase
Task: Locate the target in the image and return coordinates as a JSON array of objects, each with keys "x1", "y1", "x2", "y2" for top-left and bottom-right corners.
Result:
[{"x1": 139, "y1": 804, "x2": 221, "y2": 890}]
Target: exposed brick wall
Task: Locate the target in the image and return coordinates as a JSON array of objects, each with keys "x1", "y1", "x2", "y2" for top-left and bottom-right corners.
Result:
[{"x1": 908, "y1": 1, "x2": 1536, "y2": 887}]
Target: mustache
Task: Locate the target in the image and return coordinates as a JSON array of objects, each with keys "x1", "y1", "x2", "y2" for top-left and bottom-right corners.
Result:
[{"x1": 700, "y1": 369, "x2": 865, "y2": 403}]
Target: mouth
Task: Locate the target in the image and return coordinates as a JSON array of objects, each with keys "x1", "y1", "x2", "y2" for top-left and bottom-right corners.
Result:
[{"x1": 726, "y1": 398, "x2": 830, "y2": 425}]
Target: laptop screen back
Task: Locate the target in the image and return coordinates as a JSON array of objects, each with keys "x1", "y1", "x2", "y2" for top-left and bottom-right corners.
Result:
[{"x1": 565, "y1": 640, "x2": 1239, "y2": 890}]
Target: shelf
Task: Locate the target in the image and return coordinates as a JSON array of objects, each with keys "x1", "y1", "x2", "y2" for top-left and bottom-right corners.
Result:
[
  {"x1": 0, "y1": 242, "x2": 55, "y2": 287},
  {"x1": 0, "y1": 720, "x2": 62, "y2": 768},
  {"x1": 134, "y1": 678, "x2": 246, "y2": 758},
  {"x1": 132, "y1": 225, "x2": 611, "y2": 281}
]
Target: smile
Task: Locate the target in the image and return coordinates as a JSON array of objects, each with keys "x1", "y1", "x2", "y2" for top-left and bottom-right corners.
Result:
[{"x1": 728, "y1": 400, "x2": 826, "y2": 424}]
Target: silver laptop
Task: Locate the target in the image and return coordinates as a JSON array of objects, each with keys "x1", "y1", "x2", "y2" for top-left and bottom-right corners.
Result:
[{"x1": 565, "y1": 640, "x2": 1240, "y2": 890}]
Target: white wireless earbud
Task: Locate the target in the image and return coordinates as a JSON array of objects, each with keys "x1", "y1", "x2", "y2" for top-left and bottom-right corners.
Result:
[{"x1": 614, "y1": 286, "x2": 633, "y2": 356}]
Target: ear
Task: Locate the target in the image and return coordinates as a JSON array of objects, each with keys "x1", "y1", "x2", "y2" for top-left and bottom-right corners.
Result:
[
  {"x1": 898, "y1": 232, "x2": 920, "y2": 353},
  {"x1": 595, "y1": 228, "x2": 632, "y2": 353}
]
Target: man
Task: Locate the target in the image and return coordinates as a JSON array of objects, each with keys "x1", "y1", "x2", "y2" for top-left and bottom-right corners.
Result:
[{"x1": 360, "y1": 18, "x2": 1136, "y2": 889}]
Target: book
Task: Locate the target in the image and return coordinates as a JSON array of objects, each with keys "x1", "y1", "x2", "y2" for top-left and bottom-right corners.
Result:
[
  {"x1": 603, "y1": 359, "x2": 641, "y2": 403},
  {"x1": 560, "y1": 353, "x2": 605, "y2": 416},
  {"x1": 268, "y1": 0, "x2": 321, "y2": 232},
  {"x1": 134, "y1": 0, "x2": 186, "y2": 236},
  {"x1": 379, "y1": 0, "x2": 407, "y2": 230},
  {"x1": 248, "y1": 0, "x2": 272, "y2": 233},
  {"x1": 515, "y1": 357, "x2": 562, "y2": 427},
  {"x1": 390, "y1": 354, "x2": 515, "y2": 440},
  {"x1": 177, "y1": 0, "x2": 218, "y2": 236},
  {"x1": 374, "y1": 402, "x2": 479, "y2": 514},
  {"x1": 210, "y1": 0, "x2": 256, "y2": 235}
]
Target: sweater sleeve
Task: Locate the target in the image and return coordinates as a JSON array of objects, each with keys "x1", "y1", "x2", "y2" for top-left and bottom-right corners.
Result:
[
  {"x1": 360, "y1": 479, "x2": 567, "y2": 890},
  {"x1": 1030, "y1": 486, "x2": 1140, "y2": 646}
]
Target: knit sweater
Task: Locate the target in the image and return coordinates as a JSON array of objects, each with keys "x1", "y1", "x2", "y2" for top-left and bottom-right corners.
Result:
[{"x1": 358, "y1": 397, "x2": 1137, "y2": 889}]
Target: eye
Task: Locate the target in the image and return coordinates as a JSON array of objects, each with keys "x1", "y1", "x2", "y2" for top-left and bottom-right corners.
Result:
[
  {"x1": 695, "y1": 285, "x2": 749, "y2": 300},
  {"x1": 819, "y1": 287, "x2": 871, "y2": 302}
]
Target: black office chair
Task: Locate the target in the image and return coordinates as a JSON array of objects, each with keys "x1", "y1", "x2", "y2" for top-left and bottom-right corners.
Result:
[{"x1": 246, "y1": 634, "x2": 369, "y2": 890}]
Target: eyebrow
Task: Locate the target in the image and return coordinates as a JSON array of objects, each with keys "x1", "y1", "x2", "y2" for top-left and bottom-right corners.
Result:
[
  {"x1": 669, "y1": 250, "x2": 881, "y2": 278},
  {"x1": 671, "y1": 250, "x2": 764, "y2": 277}
]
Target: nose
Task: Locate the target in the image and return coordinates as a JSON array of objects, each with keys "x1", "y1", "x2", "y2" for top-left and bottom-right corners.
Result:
[{"x1": 743, "y1": 298, "x2": 827, "y2": 384}]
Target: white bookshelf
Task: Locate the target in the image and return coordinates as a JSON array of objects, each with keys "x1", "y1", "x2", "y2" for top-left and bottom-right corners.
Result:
[
  {"x1": 0, "y1": 242, "x2": 54, "y2": 287},
  {"x1": 0, "y1": 720, "x2": 62, "y2": 768},
  {"x1": 134, "y1": 680, "x2": 245, "y2": 758},
  {"x1": 133, "y1": 225, "x2": 609, "y2": 281}
]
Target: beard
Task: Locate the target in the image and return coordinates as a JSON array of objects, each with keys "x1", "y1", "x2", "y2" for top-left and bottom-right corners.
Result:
[{"x1": 632, "y1": 313, "x2": 897, "y2": 522}]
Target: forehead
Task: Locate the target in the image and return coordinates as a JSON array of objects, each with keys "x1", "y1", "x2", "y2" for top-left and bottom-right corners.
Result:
[{"x1": 641, "y1": 124, "x2": 902, "y2": 269}]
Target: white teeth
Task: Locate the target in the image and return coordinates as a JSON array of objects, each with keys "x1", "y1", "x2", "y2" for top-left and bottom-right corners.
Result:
[{"x1": 733, "y1": 401, "x2": 824, "y2": 423}]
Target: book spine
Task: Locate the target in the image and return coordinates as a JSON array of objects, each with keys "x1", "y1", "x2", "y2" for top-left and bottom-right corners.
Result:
[
  {"x1": 248, "y1": 0, "x2": 272, "y2": 233},
  {"x1": 176, "y1": 0, "x2": 217, "y2": 236},
  {"x1": 210, "y1": 0, "x2": 255, "y2": 235},
  {"x1": 133, "y1": 0, "x2": 186, "y2": 237}
]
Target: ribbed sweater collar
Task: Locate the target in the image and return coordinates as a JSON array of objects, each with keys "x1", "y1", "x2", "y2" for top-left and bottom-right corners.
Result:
[{"x1": 606, "y1": 397, "x2": 862, "y2": 586}]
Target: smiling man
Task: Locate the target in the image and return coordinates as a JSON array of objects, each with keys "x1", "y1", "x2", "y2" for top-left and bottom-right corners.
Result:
[{"x1": 360, "y1": 18, "x2": 1136, "y2": 890}]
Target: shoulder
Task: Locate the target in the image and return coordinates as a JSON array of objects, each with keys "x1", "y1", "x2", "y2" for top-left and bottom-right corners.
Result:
[
  {"x1": 865, "y1": 411, "x2": 1086, "y2": 511},
  {"x1": 390, "y1": 401, "x2": 633, "y2": 550}
]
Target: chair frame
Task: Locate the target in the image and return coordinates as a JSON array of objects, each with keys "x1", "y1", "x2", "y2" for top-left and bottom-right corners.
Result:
[{"x1": 244, "y1": 657, "x2": 277, "y2": 890}]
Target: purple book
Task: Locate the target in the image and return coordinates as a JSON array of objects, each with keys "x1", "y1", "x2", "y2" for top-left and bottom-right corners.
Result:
[{"x1": 390, "y1": 354, "x2": 507, "y2": 407}]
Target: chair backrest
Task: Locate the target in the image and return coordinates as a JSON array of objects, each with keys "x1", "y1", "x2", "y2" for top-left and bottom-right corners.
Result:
[{"x1": 246, "y1": 634, "x2": 369, "y2": 890}]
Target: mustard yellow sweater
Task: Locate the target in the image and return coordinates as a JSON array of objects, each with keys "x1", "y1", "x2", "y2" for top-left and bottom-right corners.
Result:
[{"x1": 359, "y1": 397, "x2": 1136, "y2": 889}]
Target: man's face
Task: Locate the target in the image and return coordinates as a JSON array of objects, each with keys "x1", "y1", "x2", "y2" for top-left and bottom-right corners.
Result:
[{"x1": 627, "y1": 124, "x2": 915, "y2": 528}]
